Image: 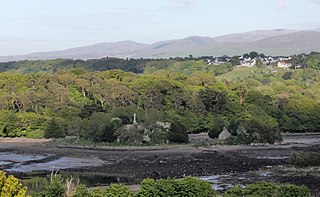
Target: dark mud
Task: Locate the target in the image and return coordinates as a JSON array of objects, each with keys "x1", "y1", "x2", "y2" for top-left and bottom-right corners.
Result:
[{"x1": 0, "y1": 134, "x2": 320, "y2": 196}]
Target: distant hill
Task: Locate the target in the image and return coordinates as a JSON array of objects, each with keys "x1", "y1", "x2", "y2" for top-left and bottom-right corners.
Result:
[
  {"x1": 212, "y1": 29, "x2": 298, "y2": 43},
  {"x1": 1, "y1": 29, "x2": 320, "y2": 61}
]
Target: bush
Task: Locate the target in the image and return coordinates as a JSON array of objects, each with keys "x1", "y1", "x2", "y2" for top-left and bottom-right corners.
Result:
[
  {"x1": 100, "y1": 125, "x2": 116, "y2": 142},
  {"x1": 42, "y1": 176, "x2": 66, "y2": 197},
  {"x1": 137, "y1": 177, "x2": 216, "y2": 197},
  {"x1": 223, "y1": 182, "x2": 311, "y2": 197},
  {"x1": 167, "y1": 122, "x2": 188, "y2": 143},
  {"x1": 0, "y1": 170, "x2": 27, "y2": 197},
  {"x1": 223, "y1": 186, "x2": 245, "y2": 197},
  {"x1": 208, "y1": 116, "x2": 225, "y2": 139},
  {"x1": 115, "y1": 124, "x2": 144, "y2": 145},
  {"x1": 104, "y1": 184, "x2": 133, "y2": 197},
  {"x1": 277, "y1": 184, "x2": 311, "y2": 197},
  {"x1": 245, "y1": 182, "x2": 277, "y2": 197},
  {"x1": 26, "y1": 129, "x2": 45, "y2": 138},
  {"x1": 91, "y1": 188, "x2": 105, "y2": 197},
  {"x1": 289, "y1": 152, "x2": 320, "y2": 167},
  {"x1": 44, "y1": 118, "x2": 66, "y2": 139},
  {"x1": 73, "y1": 184, "x2": 90, "y2": 197}
]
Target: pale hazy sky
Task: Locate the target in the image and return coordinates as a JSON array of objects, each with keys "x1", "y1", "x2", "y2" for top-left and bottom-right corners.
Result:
[{"x1": 1, "y1": 0, "x2": 320, "y2": 56}]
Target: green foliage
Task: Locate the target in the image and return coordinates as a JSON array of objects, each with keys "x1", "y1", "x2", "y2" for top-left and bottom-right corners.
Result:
[
  {"x1": 26, "y1": 129, "x2": 45, "y2": 139},
  {"x1": 289, "y1": 152, "x2": 320, "y2": 167},
  {"x1": 167, "y1": 122, "x2": 188, "y2": 143},
  {"x1": 44, "y1": 118, "x2": 66, "y2": 139},
  {"x1": 0, "y1": 171, "x2": 27, "y2": 197},
  {"x1": 73, "y1": 184, "x2": 91, "y2": 197},
  {"x1": 40, "y1": 176, "x2": 65, "y2": 197},
  {"x1": 137, "y1": 177, "x2": 216, "y2": 197},
  {"x1": 277, "y1": 184, "x2": 311, "y2": 197},
  {"x1": 245, "y1": 182, "x2": 277, "y2": 197},
  {"x1": 232, "y1": 106, "x2": 282, "y2": 144},
  {"x1": 0, "y1": 111, "x2": 21, "y2": 137},
  {"x1": 115, "y1": 124, "x2": 144, "y2": 145},
  {"x1": 223, "y1": 186, "x2": 245, "y2": 197},
  {"x1": 19, "y1": 112, "x2": 46, "y2": 138},
  {"x1": 82, "y1": 112, "x2": 112, "y2": 142},
  {"x1": 111, "y1": 107, "x2": 144, "y2": 125},
  {"x1": 104, "y1": 184, "x2": 133, "y2": 197},
  {"x1": 208, "y1": 115, "x2": 225, "y2": 139},
  {"x1": 223, "y1": 182, "x2": 311, "y2": 197},
  {"x1": 1, "y1": 53, "x2": 320, "y2": 144},
  {"x1": 91, "y1": 188, "x2": 105, "y2": 197},
  {"x1": 79, "y1": 104, "x2": 105, "y2": 119}
]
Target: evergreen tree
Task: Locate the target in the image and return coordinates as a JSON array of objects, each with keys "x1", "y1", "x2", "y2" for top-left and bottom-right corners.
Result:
[{"x1": 44, "y1": 119, "x2": 66, "y2": 139}]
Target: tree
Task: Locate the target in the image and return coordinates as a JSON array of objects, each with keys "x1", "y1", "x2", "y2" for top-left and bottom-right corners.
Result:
[
  {"x1": 208, "y1": 115, "x2": 225, "y2": 139},
  {"x1": 83, "y1": 112, "x2": 112, "y2": 142},
  {"x1": 44, "y1": 118, "x2": 66, "y2": 139},
  {"x1": 34, "y1": 175, "x2": 65, "y2": 197},
  {"x1": 167, "y1": 122, "x2": 188, "y2": 143},
  {"x1": 79, "y1": 103, "x2": 105, "y2": 119},
  {"x1": 0, "y1": 111, "x2": 20, "y2": 137},
  {"x1": 249, "y1": 51, "x2": 259, "y2": 59},
  {"x1": 199, "y1": 87, "x2": 227, "y2": 113},
  {"x1": 67, "y1": 117, "x2": 82, "y2": 142}
]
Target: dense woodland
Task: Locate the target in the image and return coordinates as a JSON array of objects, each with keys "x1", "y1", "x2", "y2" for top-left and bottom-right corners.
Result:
[{"x1": 0, "y1": 52, "x2": 320, "y2": 144}]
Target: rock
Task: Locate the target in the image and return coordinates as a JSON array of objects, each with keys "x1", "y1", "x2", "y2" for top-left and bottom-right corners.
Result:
[
  {"x1": 143, "y1": 135, "x2": 151, "y2": 143},
  {"x1": 155, "y1": 121, "x2": 171, "y2": 129},
  {"x1": 218, "y1": 127, "x2": 231, "y2": 140}
]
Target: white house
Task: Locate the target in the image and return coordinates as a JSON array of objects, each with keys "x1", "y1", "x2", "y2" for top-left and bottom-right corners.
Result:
[{"x1": 277, "y1": 61, "x2": 292, "y2": 69}]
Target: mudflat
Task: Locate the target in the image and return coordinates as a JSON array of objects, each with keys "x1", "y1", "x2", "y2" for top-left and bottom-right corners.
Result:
[{"x1": 0, "y1": 134, "x2": 320, "y2": 192}]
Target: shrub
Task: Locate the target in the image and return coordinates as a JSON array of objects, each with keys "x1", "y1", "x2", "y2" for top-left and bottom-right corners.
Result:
[
  {"x1": 277, "y1": 184, "x2": 311, "y2": 197},
  {"x1": 208, "y1": 117, "x2": 225, "y2": 139},
  {"x1": 137, "y1": 177, "x2": 216, "y2": 197},
  {"x1": 100, "y1": 125, "x2": 116, "y2": 142},
  {"x1": 245, "y1": 182, "x2": 277, "y2": 197},
  {"x1": 73, "y1": 184, "x2": 90, "y2": 197},
  {"x1": 223, "y1": 186, "x2": 245, "y2": 197},
  {"x1": 91, "y1": 188, "x2": 105, "y2": 197},
  {"x1": 167, "y1": 122, "x2": 188, "y2": 143},
  {"x1": 177, "y1": 177, "x2": 217, "y2": 197},
  {"x1": 289, "y1": 152, "x2": 320, "y2": 167},
  {"x1": 43, "y1": 176, "x2": 66, "y2": 197},
  {"x1": 26, "y1": 129, "x2": 45, "y2": 138},
  {"x1": 104, "y1": 184, "x2": 133, "y2": 197},
  {"x1": 115, "y1": 124, "x2": 144, "y2": 145},
  {"x1": 44, "y1": 118, "x2": 66, "y2": 139},
  {"x1": 0, "y1": 171, "x2": 27, "y2": 197},
  {"x1": 223, "y1": 182, "x2": 311, "y2": 197}
]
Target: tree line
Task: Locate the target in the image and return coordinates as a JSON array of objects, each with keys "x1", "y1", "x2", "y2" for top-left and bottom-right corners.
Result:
[{"x1": 0, "y1": 55, "x2": 320, "y2": 143}]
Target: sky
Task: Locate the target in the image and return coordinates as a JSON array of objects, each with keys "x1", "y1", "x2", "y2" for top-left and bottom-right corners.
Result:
[{"x1": 1, "y1": 0, "x2": 320, "y2": 56}]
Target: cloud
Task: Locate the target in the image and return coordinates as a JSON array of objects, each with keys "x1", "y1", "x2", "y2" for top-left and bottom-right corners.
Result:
[
  {"x1": 276, "y1": 0, "x2": 287, "y2": 9},
  {"x1": 308, "y1": 0, "x2": 320, "y2": 4},
  {"x1": 173, "y1": 0, "x2": 197, "y2": 6}
]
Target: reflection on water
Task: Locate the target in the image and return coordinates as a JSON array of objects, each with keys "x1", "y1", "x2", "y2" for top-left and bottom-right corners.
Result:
[
  {"x1": 21, "y1": 172, "x2": 137, "y2": 193},
  {"x1": 9, "y1": 157, "x2": 105, "y2": 172},
  {"x1": 200, "y1": 170, "x2": 275, "y2": 192},
  {"x1": 0, "y1": 152, "x2": 105, "y2": 172},
  {"x1": 0, "y1": 152, "x2": 46, "y2": 163}
]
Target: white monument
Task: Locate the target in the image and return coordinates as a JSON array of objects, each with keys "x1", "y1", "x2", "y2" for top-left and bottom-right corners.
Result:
[{"x1": 133, "y1": 113, "x2": 137, "y2": 124}]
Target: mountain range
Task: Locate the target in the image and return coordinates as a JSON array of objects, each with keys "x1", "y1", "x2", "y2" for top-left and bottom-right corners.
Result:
[{"x1": 1, "y1": 28, "x2": 320, "y2": 62}]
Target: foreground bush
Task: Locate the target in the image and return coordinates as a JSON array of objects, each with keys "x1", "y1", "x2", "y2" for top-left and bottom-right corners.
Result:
[
  {"x1": 223, "y1": 182, "x2": 311, "y2": 197},
  {"x1": 0, "y1": 171, "x2": 27, "y2": 197},
  {"x1": 137, "y1": 176, "x2": 216, "y2": 197}
]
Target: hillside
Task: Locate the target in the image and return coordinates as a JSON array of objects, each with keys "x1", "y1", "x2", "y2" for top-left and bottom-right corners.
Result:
[{"x1": 1, "y1": 29, "x2": 320, "y2": 61}]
